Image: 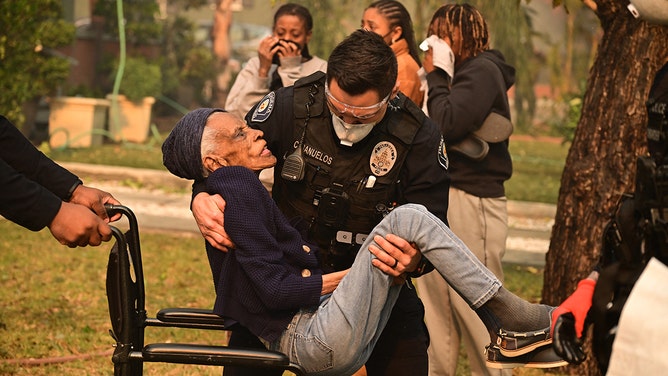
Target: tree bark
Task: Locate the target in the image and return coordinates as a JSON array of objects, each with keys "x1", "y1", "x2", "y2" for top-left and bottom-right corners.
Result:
[
  {"x1": 211, "y1": 0, "x2": 233, "y2": 108},
  {"x1": 543, "y1": 0, "x2": 668, "y2": 374}
]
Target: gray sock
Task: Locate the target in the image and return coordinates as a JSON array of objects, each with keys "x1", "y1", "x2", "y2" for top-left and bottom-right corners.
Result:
[{"x1": 476, "y1": 287, "x2": 551, "y2": 333}]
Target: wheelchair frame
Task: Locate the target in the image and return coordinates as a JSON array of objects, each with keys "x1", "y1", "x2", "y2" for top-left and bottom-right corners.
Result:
[{"x1": 105, "y1": 204, "x2": 305, "y2": 375}]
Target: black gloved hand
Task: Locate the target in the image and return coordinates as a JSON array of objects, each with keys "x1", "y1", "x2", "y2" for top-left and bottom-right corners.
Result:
[{"x1": 553, "y1": 312, "x2": 587, "y2": 364}]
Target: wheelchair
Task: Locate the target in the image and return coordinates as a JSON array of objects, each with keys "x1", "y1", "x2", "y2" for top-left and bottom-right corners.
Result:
[{"x1": 104, "y1": 204, "x2": 305, "y2": 375}]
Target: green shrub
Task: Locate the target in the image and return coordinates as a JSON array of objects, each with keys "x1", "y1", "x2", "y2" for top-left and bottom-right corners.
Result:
[
  {"x1": 116, "y1": 57, "x2": 163, "y2": 102},
  {"x1": 0, "y1": 1, "x2": 75, "y2": 126}
]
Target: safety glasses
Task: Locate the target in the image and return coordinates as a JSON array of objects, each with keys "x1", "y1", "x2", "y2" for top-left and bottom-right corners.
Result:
[{"x1": 325, "y1": 82, "x2": 390, "y2": 121}]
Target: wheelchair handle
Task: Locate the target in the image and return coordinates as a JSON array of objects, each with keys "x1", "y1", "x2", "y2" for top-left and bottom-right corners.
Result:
[{"x1": 105, "y1": 203, "x2": 125, "y2": 217}]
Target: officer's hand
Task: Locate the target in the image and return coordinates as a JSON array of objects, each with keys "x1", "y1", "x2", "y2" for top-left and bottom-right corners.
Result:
[
  {"x1": 550, "y1": 277, "x2": 596, "y2": 364},
  {"x1": 192, "y1": 192, "x2": 235, "y2": 252},
  {"x1": 48, "y1": 201, "x2": 113, "y2": 247},
  {"x1": 368, "y1": 233, "x2": 420, "y2": 281},
  {"x1": 553, "y1": 313, "x2": 587, "y2": 364},
  {"x1": 551, "y1": 278, "x2": 596, "y2": 338}
]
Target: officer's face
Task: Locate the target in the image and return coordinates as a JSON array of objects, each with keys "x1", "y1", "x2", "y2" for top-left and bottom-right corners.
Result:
[
  {"x1": 325, "y1": 79, "x2": 390, "y2": 125},
  {"x1": 203, "y1": 112, "x2": 277, "y2": 173}
]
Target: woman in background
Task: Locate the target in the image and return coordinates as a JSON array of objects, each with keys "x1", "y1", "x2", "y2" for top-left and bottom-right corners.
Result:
[
  {"x1": 361, "y1": 0, "x2": 423, "y2": 106},
  {"x1": 226, "y1": 2, "x2": 326, "y2": 193},
  {"x1": 225, "y1": 3, "x2": 327, "y2": 120}
]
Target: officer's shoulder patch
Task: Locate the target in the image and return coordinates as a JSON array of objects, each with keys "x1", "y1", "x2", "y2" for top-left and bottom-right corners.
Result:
[
  {"x1": 438, "y1": 136, "x2": 449, "y2": 170},
  {"x1": 251, "y1": 92, "x2": 275, "y2": 123}
]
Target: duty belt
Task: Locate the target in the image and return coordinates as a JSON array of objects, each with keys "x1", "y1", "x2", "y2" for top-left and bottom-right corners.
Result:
[{"x1": 335, "y1": 231, "x2": 369, "y2": 246}]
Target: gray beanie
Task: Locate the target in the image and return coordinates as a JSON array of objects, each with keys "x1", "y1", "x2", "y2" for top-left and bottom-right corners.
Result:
[{"x1": 162, "y1": 108, "x2": 225, "y2": 180}]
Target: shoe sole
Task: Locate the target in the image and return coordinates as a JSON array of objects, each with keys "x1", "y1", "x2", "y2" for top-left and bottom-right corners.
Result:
[
  {"x1": 487, "y1": 357, "x2": 568, "y2": 369},
  {"x1": 486, "y1": 344, "x2": 568, "y2": 369}
]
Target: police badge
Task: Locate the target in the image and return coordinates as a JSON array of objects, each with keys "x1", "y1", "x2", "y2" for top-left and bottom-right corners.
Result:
[{"x1": 370, "y1": 141, "x2": 398, "y2": 176}]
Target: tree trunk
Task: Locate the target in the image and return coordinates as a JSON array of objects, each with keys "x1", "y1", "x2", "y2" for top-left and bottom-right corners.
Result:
[
  {"x1": 543, "y1": 0, "x2": 668, "y2": 374},
  {"x1": 211, "y1": 0, "x2": 233, "y2": 108}
]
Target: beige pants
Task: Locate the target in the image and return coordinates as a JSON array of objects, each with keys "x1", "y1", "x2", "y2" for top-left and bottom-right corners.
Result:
[{"x1": 415, "y1": 187, "x2": 510, "y2": 376}]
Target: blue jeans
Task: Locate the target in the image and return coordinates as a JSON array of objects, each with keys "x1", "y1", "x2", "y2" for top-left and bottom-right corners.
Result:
[{"x1": 267, "y1": 203, "x2": 502, "y2": 375}]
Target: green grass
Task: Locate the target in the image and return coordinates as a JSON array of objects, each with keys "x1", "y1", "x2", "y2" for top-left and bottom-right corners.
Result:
[
  {"x1": 0, "y1": 219, "x2": 564, "y2": 376},
  {"x1": 507, "y1": 139, "x2": 569, "y2": 204},
  {"x1": 43, "y1": 141, "x2": 167, "y2": 171},
  {"x1": 1, "y1": 136, "x2": 569, "y2": 374},
  {"x1": 0, "y1": 220, "x2": 223, "y2": 376},
  {"x1": 42, "y1": 137, "x2": 570, "y2": 205}
]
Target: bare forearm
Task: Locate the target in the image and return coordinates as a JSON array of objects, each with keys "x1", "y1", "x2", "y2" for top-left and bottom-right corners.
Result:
[{"x1": 321, "y1": 270, "x2": 348, "y2": 295}]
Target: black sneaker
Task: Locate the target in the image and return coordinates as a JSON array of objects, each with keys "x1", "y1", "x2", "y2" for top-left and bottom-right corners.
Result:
[
  {"x1": 493, "y1": 306, "x2": 555, "y2": 356},
  {"x1": 485, "y1": 344, "x2": 568, "y2": 369}
]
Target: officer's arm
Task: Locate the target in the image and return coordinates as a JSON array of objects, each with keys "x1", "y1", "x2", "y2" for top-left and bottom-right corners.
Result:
[
  {"x1": 190, "y1": 91, "x2": 287, "y2": 252},
  {"x1": 399, "y1": 123, "x2": 451, "y2": 277},
  {"x1": 191, "y1": 188, "x2": 235, "y2": 252},
  {"x1": 400, "y1": 124, "x2": 450, "y2": 224}
]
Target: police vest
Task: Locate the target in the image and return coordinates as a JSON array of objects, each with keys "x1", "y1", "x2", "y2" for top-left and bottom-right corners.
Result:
[
  {"x1": 273, "y1": 72, "x2": 427, "y2": 268},
  {"x1": 647, "y1": 63, "x2": 668, "y2": 164}
]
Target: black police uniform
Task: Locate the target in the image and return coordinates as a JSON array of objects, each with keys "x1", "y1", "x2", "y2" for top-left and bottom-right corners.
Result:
[{"x1": 226, "y1": 71, "x2": 450, "y2": 376}]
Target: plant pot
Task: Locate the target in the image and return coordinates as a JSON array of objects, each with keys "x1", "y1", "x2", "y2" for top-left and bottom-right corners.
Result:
[
  {"x1": 107, "y1": 94, "x2": 155, "y2": 143},
  {"x1": 48, "y1": 96, "x2": 111, "y2": 148}
]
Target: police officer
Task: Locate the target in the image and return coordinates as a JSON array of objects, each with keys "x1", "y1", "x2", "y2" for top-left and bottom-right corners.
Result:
[
  {"x1": 552, "y1": 62, "x2": 668, "y2": 373},
  {"x1": 192, "y1": 30, "x2": 450, "y2": 376}
]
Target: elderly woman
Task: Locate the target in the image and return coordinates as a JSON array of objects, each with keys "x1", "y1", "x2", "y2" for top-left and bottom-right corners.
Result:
[{"x1": 161, "y1": 109, "x2": 566, "y2": 375}]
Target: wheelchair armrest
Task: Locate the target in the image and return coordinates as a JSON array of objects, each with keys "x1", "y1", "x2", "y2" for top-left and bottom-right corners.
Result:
[{"x1": 150, "y1": 308, "x2": 228, "y2": 330}]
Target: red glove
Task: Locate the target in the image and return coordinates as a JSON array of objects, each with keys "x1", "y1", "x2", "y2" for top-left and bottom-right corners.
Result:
[{"x1": 551, "y1": 278, "x2": 596, "y2": 338}]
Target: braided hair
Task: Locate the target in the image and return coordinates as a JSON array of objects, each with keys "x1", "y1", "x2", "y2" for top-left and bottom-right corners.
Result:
[
  {"x1": 366, "y1": 0, "x2": 422, "y2": 67},
  {"x1": 427, "y1": 3, "x2": 489, "y2": 61}
]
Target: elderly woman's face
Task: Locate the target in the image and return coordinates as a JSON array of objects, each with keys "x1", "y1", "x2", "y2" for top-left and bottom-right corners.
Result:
[{"x1": 205, "y1": 112, "x2": 277, "y2": 172}]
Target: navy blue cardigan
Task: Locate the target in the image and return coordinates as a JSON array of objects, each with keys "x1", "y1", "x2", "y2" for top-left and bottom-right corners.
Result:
[{"x1": 206, "y1": 166, "x2": 323, "y2": 342}]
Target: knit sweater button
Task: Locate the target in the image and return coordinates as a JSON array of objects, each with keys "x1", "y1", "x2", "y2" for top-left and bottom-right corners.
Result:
[
  {"x1": 302, "y1": 245, "x2": 311, "y2": 253},
  {"x1": 301, "y1": 269, "x2": 312, "y2": 277}
]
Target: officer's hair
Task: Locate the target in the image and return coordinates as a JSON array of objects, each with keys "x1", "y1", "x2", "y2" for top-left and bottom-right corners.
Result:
[
  {"x1": 428, "y1": 3, "x2": 489, "y2": 60},
  {"x1": 327, "y1": 29, "x2": 397, "y2": 98},
  {"x1": 273, "y1": 3, "x2": 313, "y2": 32},
  {"x1": 366, "y1": 0, "x2": 421, "y2": 68}
]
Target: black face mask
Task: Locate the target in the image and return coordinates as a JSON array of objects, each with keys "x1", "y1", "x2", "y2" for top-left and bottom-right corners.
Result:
[{"x1": 271, "y1": 39, "x2": 312, "y2": 65}]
